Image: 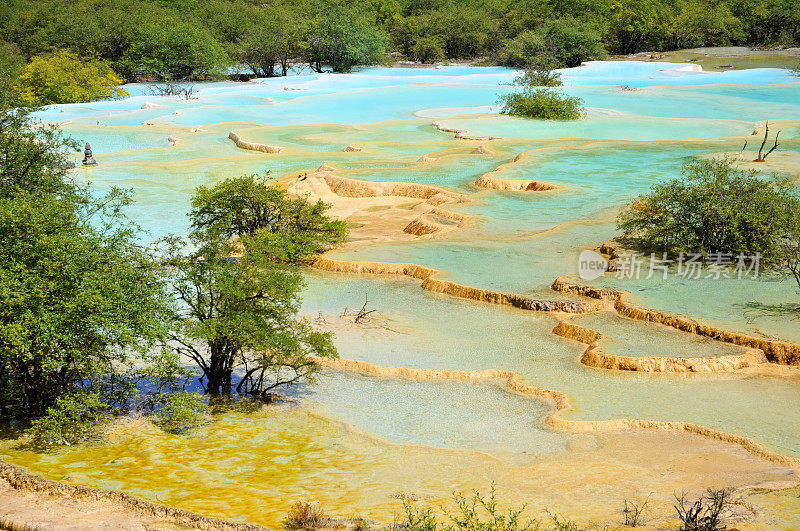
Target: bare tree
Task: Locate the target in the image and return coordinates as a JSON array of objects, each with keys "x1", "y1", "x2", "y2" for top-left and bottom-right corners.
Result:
[
  {"x1": 622, "y1": 496, "x2": 649, "y2": 527},
  {"x1": 149, "y1": 81, "x2": 195, "y2": 100},
  {"x1": 674, "y1": 489, "x2": 732, "y2": 531},
  {"x1": 755, "y1": 122, "x2": 780, "y2": 162}
]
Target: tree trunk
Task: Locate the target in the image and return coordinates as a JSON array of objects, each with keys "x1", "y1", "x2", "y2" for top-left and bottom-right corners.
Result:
[{"x1": 206, "y1": 341, "x2": 233, "y2": 396}]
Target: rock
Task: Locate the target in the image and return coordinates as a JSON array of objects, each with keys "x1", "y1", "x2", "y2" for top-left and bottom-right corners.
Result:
[
  {"x1": 140, "y1": 102, "x2": 162, "y2": 109},
  {"x1": 344, "y1": 144, "x2": 363, "y2": 152},
  {"x1": 167, "y1": 135, "x2": 180, "y2": 145},
  {"x1": 316, "y1": 163, "x2": 335, "y2": 172},
  {"x1": 82, "y1": 143, "x2": 97, "y2": 166}
]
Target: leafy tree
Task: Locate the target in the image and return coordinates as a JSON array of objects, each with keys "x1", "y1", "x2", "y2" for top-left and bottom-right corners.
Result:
[
  {"x1": 0, "y1": 41, "x2": 25, "y2": 109},
  {"x1": 0, "y1": 107, "x2": 176, "y2": 426},
  {"x1": 190, "y1": 174, "x2": 347, "y2": 264},
  {"x1": 16, "y1": 50, "x2": 128, "y2": 105},
  {"x1": 306, "y1": 5, "x2": 387, "y2": 72},
  {"x1": 0, "y1": 107, "x2": 78, "y2": 196},
  {"x1": 120, "y1": 21, "x2": 229, "y2": 80},
  {"x1": 234, "y1": 8, "x2": 306, "y2": 77},
  {"x1": 164, "y1": 175, "x2": 344, "y2": 397},
  {"x1": 499, "y1": 67, "x2": 584, "y2": 120},
  {"x1": 410, "y1": 35, "x2": 446, "y2": 64},
  {"x1": 617, "y1": 158, "x2": 800, "y2": 258}
]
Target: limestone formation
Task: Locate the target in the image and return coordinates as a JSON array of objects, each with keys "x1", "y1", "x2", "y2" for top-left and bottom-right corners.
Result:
[
  {"x1": 228, "y1": 131, "x2": 285, "y2": 153},
  {"x1": 313, "y1": 356, "x2": 800, "y2": 469},
  {"x1": 473, "y1": 175, "x2": 558, "y2": 192},
  {"x1": 344, "y1": 144, "x2": 363, "y2": 152}
]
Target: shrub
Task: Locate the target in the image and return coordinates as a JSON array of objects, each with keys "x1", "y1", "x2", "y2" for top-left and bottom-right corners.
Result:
[
  {"x1": 499, "y1": 88, "x2": 584, "y2": 120},
  {"x1": 16, "y1": 50, "x2": 129, "y2": 105},
  {"x1": 284, "y1": 502, "x2": 328, "y2": 529},
  {"x1": 155, "y1": 392, "x2": 208, "y2": 434},
  {"x1": 674, "y1": 489, "x2": 732, "y2": 531},
  {"x1": 398, "y1": 486, "x2": 540, "y2": 531},
  {"x1": 27, "y1": 392, "x2": 109, "y2": 450},
  {"x1": 411, "y1": 36, "x2": 446, "y2": 64},
  {"x1": 617, "y1": 158, "x2": 800, "y2": 258}
]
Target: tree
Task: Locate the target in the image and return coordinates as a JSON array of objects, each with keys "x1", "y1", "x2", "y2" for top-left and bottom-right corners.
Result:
[
  {"x1": 306, "y1": 5, "x2": 387, "y2": 73},
  {"x1": 190, "y1": 174, "x2": 346, "y2": 264},
  {"x1": 0, "y1": 41, "x2": 26, "y2": 109},
  {"x1": 0, "y1": 106, "x2": 175, "y2": 419},
  {"x1": 498, "y1": 66, "x2": 584, "y2": 120},
  {"x1": 234, "y1": 7, "x2": 305, "y2": 77},
  {"x1": 120, "y1": 21, "x2": 229, "y2": 81},
  {"x1": 0, "y1": 108, "x2": 201, "y2": 449},
  {"x1": 410, "y1": 35, "x2": 446, "y2": 64},
  {"x1": 15, "y1": 50, "x2": 129, "y2": 105},
  {"x1": 617, "y1": 158, "x2": 800, "y2": 258},
  {"x1": 164, "y1": 175, "x2": 344, "y2": 398},
  {"x1": 502, "y1": 18, "x2": 606, "y2": 69}
]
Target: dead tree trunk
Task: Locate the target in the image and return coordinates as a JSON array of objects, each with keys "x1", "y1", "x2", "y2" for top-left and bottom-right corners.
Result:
[{"x1": 756, "y1": 122, "x2": 780, "y2": 162}]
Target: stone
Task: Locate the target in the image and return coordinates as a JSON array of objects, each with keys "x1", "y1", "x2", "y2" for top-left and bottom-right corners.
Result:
[{"x1": 82, "y1": 143, "x2": 97, "y2": 166}]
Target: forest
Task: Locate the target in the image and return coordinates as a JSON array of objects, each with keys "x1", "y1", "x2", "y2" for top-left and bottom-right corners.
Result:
[{"x1": 1, "y1": 0, "x2": 799, "y2": 82}]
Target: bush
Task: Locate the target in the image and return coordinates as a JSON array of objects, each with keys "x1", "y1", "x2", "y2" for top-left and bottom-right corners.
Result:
[
  {"x1": 499, "y1": 88, "x2": 584, "y2": 120},
  {"x1": 674, "y1": 489, "x2": 732, "y2": 531},
  {"x1": 617, "y1": 158, "x2": 800, "y2": 258},
  {"x1": 27, "y1": 392, "x2": 109, "y2": 449},
  {"x1": 398, "y1": 486, "x2": 539, "y2": 531},
  {"x1": 155, "y1": 392, "x2": 208, "y2": 434},
  {"x1": 411, "y1": 36, "x2": 446, "y2": 64},
  {"x1": 284, "y1": 502, "x2": 328, "y2": 529},
  {"x1": 16, "y1": 50, "x2": 128, "y2": 105}
]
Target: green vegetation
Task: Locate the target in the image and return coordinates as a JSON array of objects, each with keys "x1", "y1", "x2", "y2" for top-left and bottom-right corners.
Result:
[
  {"x1": 155, "y1": 392, "x2": 209, "y2": 434},
  {"x1": 164, "y1": 174, "x2": 344, "y2": 398},
  {"x1": 617, "y1": 158, "x2": 800, "y2": 258},
  {"x1": 16, "y1": 50, "x2": 128, "y2": 105},
  {"x1": 396, "y1": 487, "x2": 584, "y2": 530},
  {"x1": 1, "y1": 107, "x2": 343, "y2": 446},
  {"x1": 499, "y1": 65, "x2": 584, "y2": 120},
  {"x1": 1, "y1": 0, "x2": 799, "y2": 96},
  {"x1": 27, "y1": 392, "x2": 109, "y2": 448}
]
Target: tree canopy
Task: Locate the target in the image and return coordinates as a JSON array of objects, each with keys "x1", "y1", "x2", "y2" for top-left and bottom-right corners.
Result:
[
  {"x1": 2, "y1": 0, "x2": 798, "y2": 85},
  {"x1": 165, "y1": 174, "x2": 344, "y2": 398},
  {"x1": 617, "y1": 157, "x2": 800, "y2": 258},
  {"x1": 16, "y1": 50, "x2": 128, "y2": 105}
]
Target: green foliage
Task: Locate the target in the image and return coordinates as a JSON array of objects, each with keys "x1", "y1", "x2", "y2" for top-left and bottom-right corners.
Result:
[
  {"x1": 165, "y1": 175, "x2": 343, "y2": 397},
  {"x1": 410, "y1": 35, "x2": 446, "y2": 64},
  {"x1": 499, "y1": 88, "x2": 584, "y2": 120},
  {"x1": 16, "y1": 50, "x2": 128, "y2": 105},
  {"x1": 233, "y1": 8, "x2": 305, "y2": 77},
  {"x1": 0, "y1": 108, "x2": 173, "y2": 426},
  {"x1": 26, "y1": 392, "x2": 108, "y2": 449},
  {"x1": 190, "y1": 174, "x2": 347, "y2": 264},
  {"x1": 396, "y1": 486, "x2": 594, "y2": 531},
  {"x1": 617, "y1": 158, "x2": 800, "y2": 258},
  {"x1": 2, "y1": 0, "x2": 799, "y2": 76},
  {"x1": 0, "y1": 41, "x2": 25, "y2": 109},
  {"x1": 306, "y1": 6, "x2": 388, "y2": 72},
  {"x1": 155, "y1": 392, "x2": 209, "y2": 434},
  {"x1": 502, "y1": 19, "x2": 606, "y2": 69},
  {"x1": 119, "y1": 22, "x2": 229, "y2": 80}
]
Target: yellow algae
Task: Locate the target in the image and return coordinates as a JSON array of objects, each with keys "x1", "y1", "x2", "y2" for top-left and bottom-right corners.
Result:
[{"x1": 2, "y1": 406, "x2": 799, "y2": 529}]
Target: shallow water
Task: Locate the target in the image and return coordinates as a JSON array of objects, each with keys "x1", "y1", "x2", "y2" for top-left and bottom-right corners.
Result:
[{"x1": 13, "y1": 60, "x2": 800, "y2": 524}]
